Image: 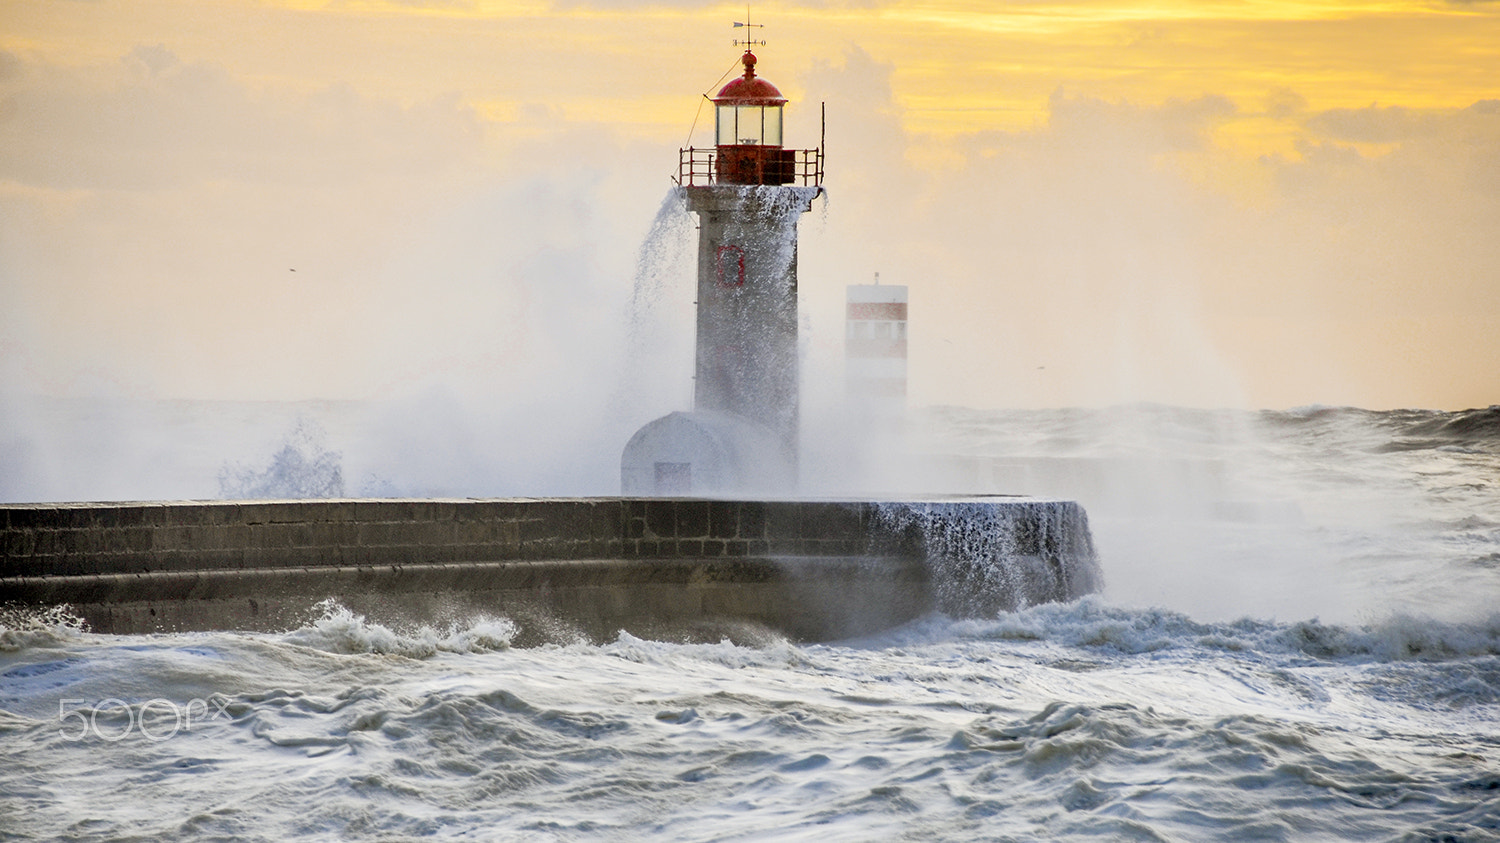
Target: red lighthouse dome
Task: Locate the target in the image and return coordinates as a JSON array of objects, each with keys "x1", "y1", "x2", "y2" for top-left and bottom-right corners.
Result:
[{"x1": 713, "y1": 51, "x2": 788, "y2": 108}]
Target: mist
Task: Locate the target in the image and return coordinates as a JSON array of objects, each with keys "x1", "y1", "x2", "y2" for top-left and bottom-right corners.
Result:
[{"x1": 2, "y1": 39, "x2": 1497, "y2": 635}]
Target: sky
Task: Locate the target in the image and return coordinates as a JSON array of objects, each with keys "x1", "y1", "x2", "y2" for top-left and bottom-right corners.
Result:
[{"x1": 3, "y1": 0, "x2": 1499, "y2": 413}]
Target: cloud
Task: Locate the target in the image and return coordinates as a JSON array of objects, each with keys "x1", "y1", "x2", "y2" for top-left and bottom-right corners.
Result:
[
  {"x1": 792, "y1": 60, "x2": 1255, "y2": 408},
  {"x1": 0, "y1": 47, "x2": 485, "y2": 192},
  {"x1": 0, "y1": 45, "x2": 671, "y2": 406},
  {"x1": 1307, "y1": 104, "x2": 1441, "y2": 144},
  {"x1": 0, "y1": 50, "x2": 23, "y2": 83},
  {"x1": 1265, "y1": 88, "x2": 1307, "y2": 120},
  {"x1": 792, "y1": 50, "x2": 1500, "y2": 410},
  {"x1": 4, "y1": 37, "x2": 1499, "y2": 414},
  {"x1": 1045, "y1": 89, "x2": 1238, "y2": 155},
  {"x1": 0, "y1": 42, "x2": 687, "y2": 499}
]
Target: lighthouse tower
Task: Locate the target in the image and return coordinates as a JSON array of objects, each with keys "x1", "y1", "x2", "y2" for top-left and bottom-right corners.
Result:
[{"x1": 621, "y1": 46, "x2": 824, "y2": 496}]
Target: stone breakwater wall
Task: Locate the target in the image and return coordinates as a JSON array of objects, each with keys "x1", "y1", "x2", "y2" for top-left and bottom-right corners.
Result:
[{"x1": 0, "y1": 497, "x2": 1098, "y2": 642}]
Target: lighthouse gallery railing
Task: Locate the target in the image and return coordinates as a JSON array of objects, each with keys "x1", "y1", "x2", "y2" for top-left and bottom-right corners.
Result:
[{"x1": 675, "y1": 147, "x2": 824, "y2": 188}]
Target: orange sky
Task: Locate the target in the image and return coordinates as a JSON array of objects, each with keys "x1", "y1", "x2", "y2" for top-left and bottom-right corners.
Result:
[{"x1": 2, "y1": 0, "x2": 1498, "y2": 410}]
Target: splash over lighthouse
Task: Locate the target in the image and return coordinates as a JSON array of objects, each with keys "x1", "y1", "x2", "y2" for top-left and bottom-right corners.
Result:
[{"x1": 622, "y1": 45, "x2": 824, "y2": 496}]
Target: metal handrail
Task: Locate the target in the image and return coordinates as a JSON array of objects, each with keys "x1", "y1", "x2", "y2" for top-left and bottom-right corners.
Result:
[{"x1": 675, "y1": 147, "x2": 824, "y2": 187}]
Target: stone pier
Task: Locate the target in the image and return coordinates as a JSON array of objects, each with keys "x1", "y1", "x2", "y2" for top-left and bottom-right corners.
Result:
[{"x1": 0, "y1": 497, "x2": 1099, "y2": 642}]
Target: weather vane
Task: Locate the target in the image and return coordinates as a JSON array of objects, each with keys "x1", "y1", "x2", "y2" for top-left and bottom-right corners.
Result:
[{"x1": 732, "y1": 11, "x2": 766, "y2": 49}]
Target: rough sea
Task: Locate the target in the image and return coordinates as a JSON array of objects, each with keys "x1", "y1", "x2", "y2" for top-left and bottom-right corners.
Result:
[{"x1": 3, "y1": 403, "x2": 1498, "y2": 841}]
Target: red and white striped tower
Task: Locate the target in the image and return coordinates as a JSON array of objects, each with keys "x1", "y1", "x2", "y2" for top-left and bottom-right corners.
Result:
[{"x1": 845, "y1": 275, "x2": 908, "y2": 410}]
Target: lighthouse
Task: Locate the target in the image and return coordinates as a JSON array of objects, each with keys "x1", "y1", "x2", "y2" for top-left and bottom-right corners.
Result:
[{"x1": 622, "y1": 45, "x2": 824, "y2": 496}]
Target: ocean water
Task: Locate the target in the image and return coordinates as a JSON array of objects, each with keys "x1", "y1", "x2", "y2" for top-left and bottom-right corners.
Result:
[{"x1": 3, "y1": 404, "x2": 1499, "y2": 841}]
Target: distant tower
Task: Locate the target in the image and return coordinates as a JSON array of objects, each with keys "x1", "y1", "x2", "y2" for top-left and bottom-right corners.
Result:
[
  {"x1": 845, "y1": 275, "x2": 908, "y2": 409},
  {"x1": 622, "y1": 42, "x2": 824, "y2": 496}
]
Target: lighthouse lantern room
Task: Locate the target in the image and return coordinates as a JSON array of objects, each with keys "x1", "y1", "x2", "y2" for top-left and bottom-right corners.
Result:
[
  {"x1": 716, "y1": 52, "x2": 784, "y2": 146},
  {"x1": 677, "y1": 49, "x2": 822, "y2": 188},
  {"x1": 713, "y1": 51, "x2": 795, "y2": 185}
]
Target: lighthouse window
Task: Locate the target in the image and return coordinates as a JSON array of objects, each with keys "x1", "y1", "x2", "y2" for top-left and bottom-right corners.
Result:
[
  {"x1": 716, "y1": 104, "x2": 783, "y2": 147},
  {"x1": 716, "y1": 105, "x2": 733, "y2": 145},
  {"x1": 762, "y1": 107, "x2": 782, "y2": 146}
]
